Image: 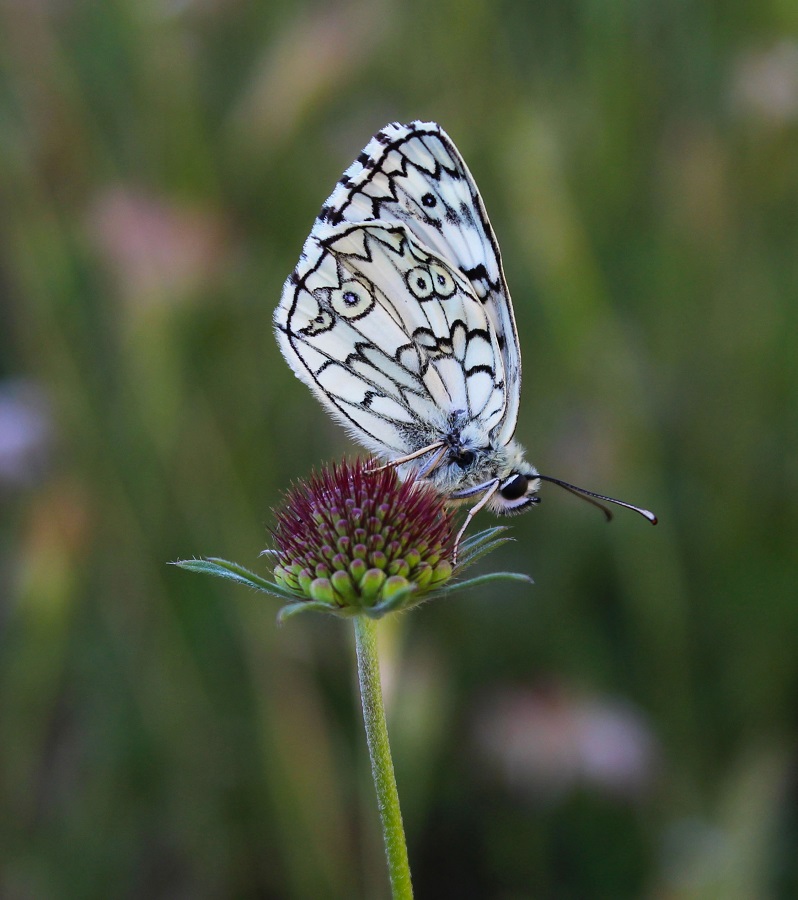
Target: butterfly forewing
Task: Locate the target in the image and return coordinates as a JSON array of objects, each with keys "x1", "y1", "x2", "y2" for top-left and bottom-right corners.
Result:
[
  {"x1": 312, "y1": 121, "x2": 521, "y2": 445},
  {"x1": 276, "y1": 218, "x2": 510, "y2": 457}
]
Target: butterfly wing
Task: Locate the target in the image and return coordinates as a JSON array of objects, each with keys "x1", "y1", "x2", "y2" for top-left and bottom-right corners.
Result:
[
  {"x1": 275, "y1": 221, "x2": 510, "y2": 458},
  {"x1": 314, "y1": 121, "x2": 522, "y2": 446}
]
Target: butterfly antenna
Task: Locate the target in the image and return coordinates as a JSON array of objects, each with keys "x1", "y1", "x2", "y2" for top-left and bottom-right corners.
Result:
[{"x1": 536, "y1": 475, "x2": 658, "y2": 525}]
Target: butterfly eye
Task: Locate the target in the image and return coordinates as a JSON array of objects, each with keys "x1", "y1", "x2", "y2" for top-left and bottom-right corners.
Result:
[
  {"x1": 500, "y1": 474, "x2": 529, "y2": 501},
  {"x1": 331, "y1": 282, "x2": 375, "y2": 319},
  {"x1": 454, "y1": 449, "x2": 475, "y2": 469},
  {"x1": 429, "y1": 263, "x2": 456, "y2": 298},
  {"x1": 406, "y1": 266, "x2": 435, "y2": 300}
]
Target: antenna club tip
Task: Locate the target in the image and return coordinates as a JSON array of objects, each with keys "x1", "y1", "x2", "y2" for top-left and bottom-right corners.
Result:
[{"x1": 538, "y1": 473, "x2": 657, "y2": 526}]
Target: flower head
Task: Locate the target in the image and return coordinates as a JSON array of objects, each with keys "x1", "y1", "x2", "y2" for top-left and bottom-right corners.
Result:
[
  {"x1": 271, "y1": 459, "x2": 454, "y2": 615},
  {"x1": 172, "y1": 457, "x2": 531, "y2": 621}
]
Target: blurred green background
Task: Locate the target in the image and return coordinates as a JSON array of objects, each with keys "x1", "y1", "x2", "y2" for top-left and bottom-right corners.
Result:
[{"x1": 2, "y1": 1, "x2": 797, "y2": 897}]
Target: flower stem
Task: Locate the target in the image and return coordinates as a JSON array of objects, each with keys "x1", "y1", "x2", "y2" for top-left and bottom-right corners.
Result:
[{"x1": 354, "y1": 615, "x2": 413, "y2": 899}]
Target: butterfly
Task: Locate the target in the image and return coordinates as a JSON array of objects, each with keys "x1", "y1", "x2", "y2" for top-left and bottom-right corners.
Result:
[{"x1": 274, "y1": 121, "x2": 656, "y2": 558}]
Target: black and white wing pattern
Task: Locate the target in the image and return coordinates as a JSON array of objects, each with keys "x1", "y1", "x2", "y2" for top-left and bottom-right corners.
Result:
[
  {"x1": 275, "y1": 121, "x2": 521, "y2": 460},
  {"x1": 275, "y1": 220, "x2": 509, "y2": 457}
]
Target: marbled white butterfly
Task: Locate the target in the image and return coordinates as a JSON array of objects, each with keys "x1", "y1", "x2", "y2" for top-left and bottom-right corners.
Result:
[{"x1": 275, "y1": 121, "x2": 656, "y2": 556}]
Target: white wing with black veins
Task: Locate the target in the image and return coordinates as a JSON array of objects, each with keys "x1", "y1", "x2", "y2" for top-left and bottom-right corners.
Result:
[{"x1": 275, "y1": 121, "x2": 522, "y2": 456}]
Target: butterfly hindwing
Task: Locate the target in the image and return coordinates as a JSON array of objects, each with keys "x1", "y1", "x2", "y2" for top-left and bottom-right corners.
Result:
[{"x1": 276, "y1": 220, "x2": 510, "y2": 458}]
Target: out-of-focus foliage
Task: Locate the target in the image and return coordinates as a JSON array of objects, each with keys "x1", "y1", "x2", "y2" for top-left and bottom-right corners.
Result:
[{"x1": 1, "y1": 1, "x2": 797, "y2": 897}]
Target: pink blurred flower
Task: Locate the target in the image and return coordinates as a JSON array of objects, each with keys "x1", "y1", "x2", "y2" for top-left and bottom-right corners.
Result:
[
  {"x1": 474, "y1": 683, "x2": 659, "y2": 803},
  {"x1": 87, "y1": 187, "x2": 227, "y2": 307},
  {"x1": 731, "y1": 41, "x2": 798, "y2": 126}
]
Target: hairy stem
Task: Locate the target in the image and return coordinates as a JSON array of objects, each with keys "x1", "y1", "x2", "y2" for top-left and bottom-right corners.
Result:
[{"x1": 354, "y1": 616, "x2": 413, "y2": 899}]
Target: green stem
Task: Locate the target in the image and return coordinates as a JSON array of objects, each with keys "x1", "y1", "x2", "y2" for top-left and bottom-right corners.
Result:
[{"x1": 353, "y1": 616, "x2": 413, "y2": 899}]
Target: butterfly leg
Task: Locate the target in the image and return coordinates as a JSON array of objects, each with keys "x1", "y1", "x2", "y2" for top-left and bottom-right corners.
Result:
[
  {"x1": 452, "y1": 480, "x2": 500, "y2": 565},
  {"x1": 367, "y1": 441, "x2": 446, "y2": 474}
]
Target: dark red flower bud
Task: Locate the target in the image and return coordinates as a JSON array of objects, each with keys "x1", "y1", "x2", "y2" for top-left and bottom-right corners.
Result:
[{"x1": 272, "y1": 459, "x2": 455, "y2": 612}]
